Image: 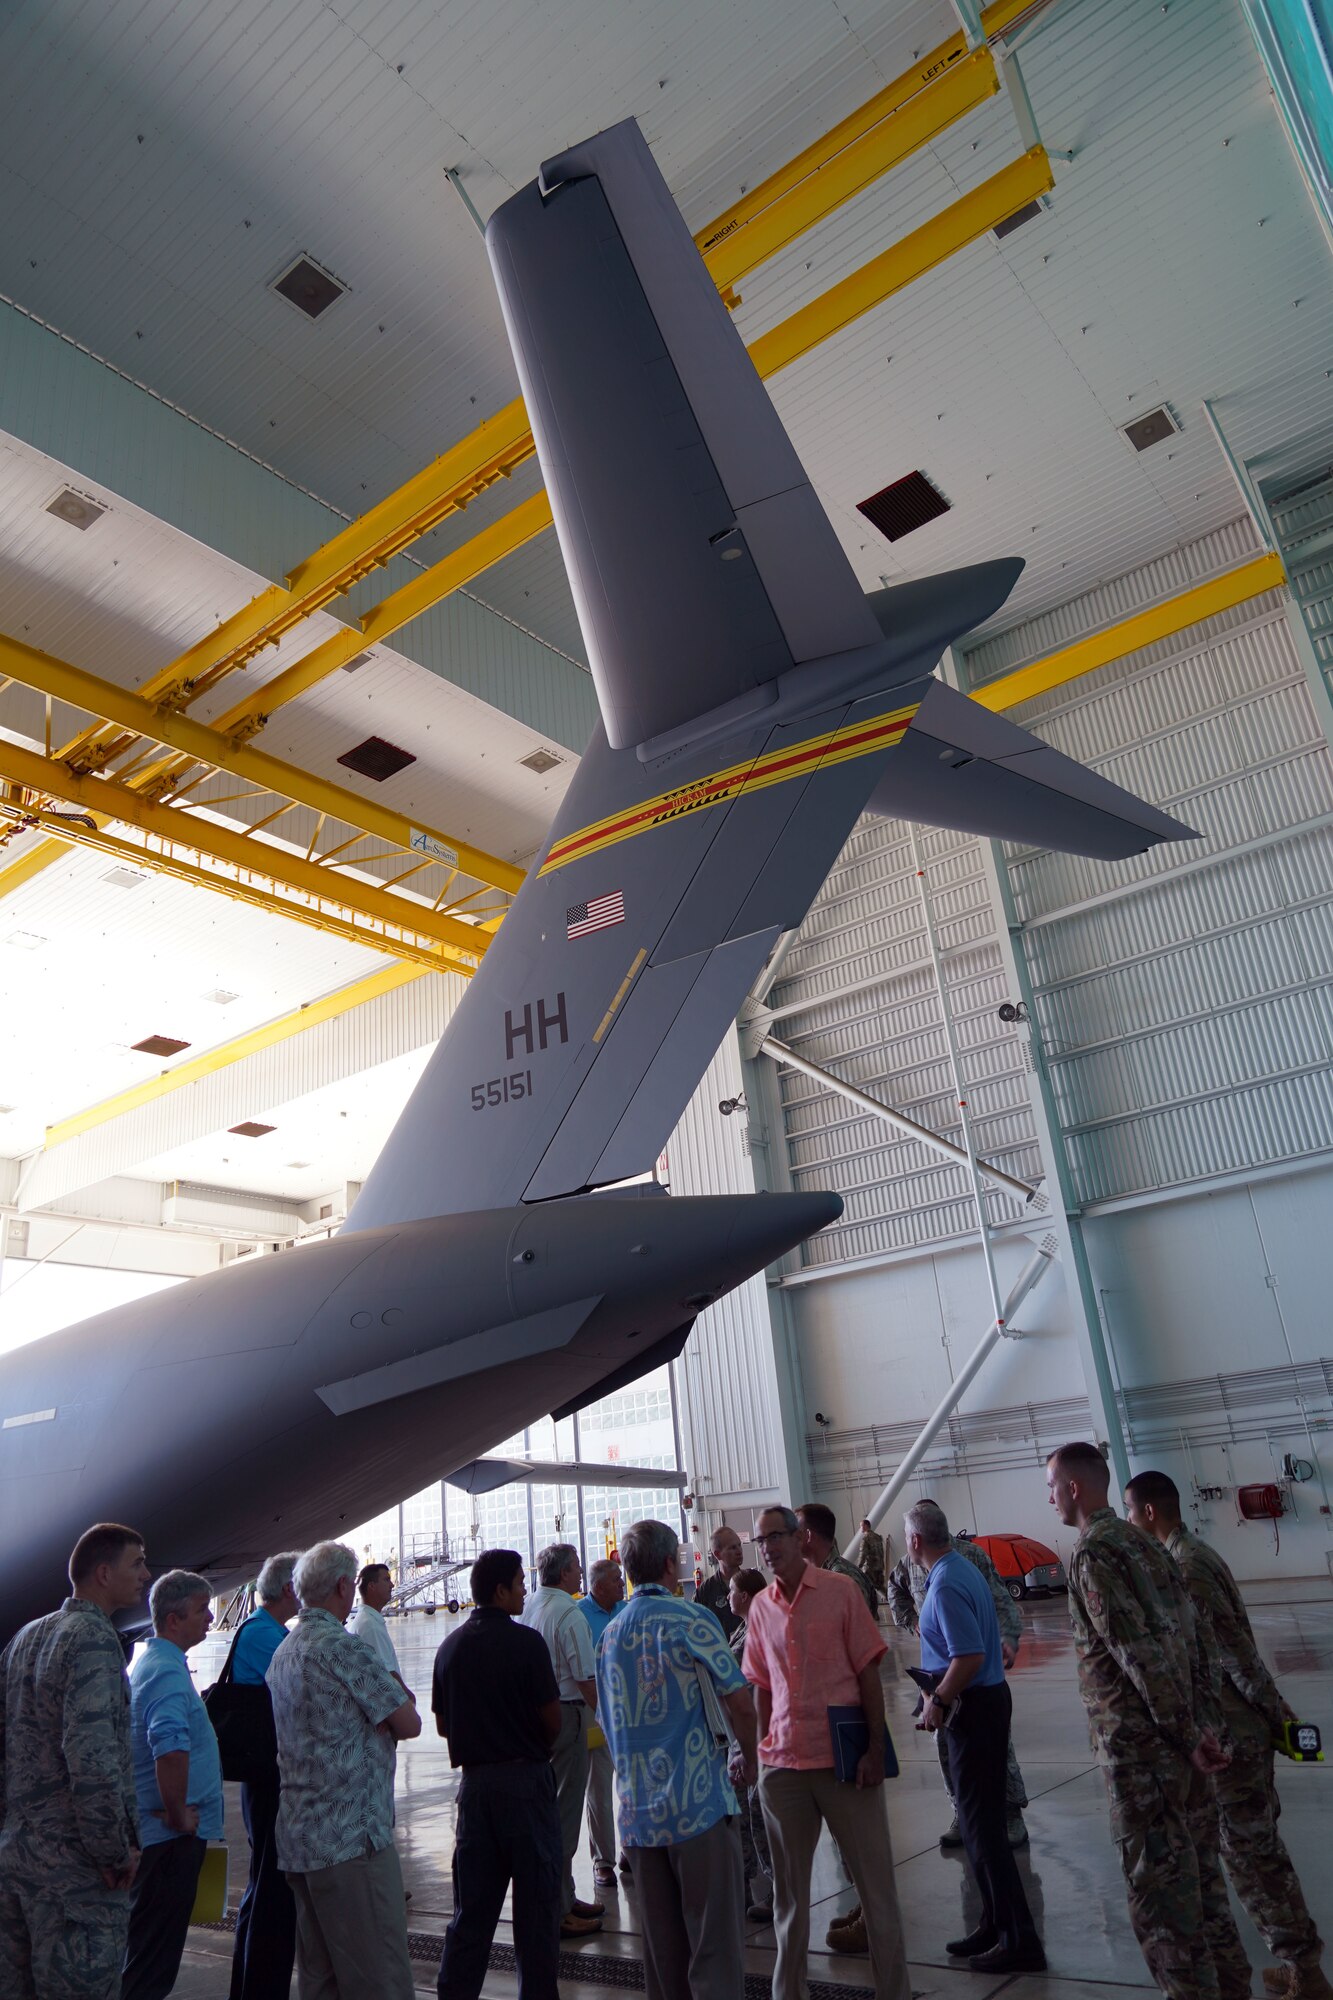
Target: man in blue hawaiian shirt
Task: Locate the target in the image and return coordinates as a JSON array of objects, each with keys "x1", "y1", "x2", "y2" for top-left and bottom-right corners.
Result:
[{"x1": 596, "y1": 1519, "x2": 758, "y2": 2000}]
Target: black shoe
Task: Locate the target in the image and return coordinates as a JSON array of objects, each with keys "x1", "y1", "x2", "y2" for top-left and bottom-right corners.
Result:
[
  {"x1": 947, "y1": 1929, "x2": 999, "y2": 1958},
  {"x1": 968, "y1": 1942, "x2": 1047, "y2": 1974}
]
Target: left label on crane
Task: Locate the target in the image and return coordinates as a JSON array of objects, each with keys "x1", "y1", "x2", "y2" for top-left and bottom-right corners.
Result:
[{"x1": 410, "y1": 830, "x2": 460, "y2": 868}]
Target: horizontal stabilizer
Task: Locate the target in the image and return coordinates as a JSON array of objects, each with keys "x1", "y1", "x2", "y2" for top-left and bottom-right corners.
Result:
[
  {"x1": 870, "y1": 679, "x2": 1198, "y2": 860},
  {"x1": 445, "y1": 1457, "x2": 688, "y2": 1495},
  {"x1": 549, "y1": 1319, "x2": 696, "y2": 1423},
  {"x1": 487, "y1": 119, "x2": 880, "y2": 751},
  {"x1": 315, "y1": 1296, "x2": 602, "y2": 1416}
]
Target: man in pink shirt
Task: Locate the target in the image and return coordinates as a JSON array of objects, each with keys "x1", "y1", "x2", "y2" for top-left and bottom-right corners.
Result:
[{"x1": 744, "y1": 1506, "x2": 911, "y2": 2000}]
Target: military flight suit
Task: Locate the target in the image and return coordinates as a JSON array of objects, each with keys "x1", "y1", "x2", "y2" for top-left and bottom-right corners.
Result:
[
  {"x1": 1167, "y1": 1524, "x2": 1323, "y2": 1978},
  {"x1": 888, "y1": 1536, "x2": 1028, "y2": 1813},
  {"x1": 0, "y1": 1598, "x2": 140, "y2": 2000},
  {"x1": 1067, "y1": 1508, "x2": 1248, "y2": 2000}
]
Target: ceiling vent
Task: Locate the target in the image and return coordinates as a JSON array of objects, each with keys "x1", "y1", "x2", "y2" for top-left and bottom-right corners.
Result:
[
  {"x1": 6, "y1": 930, "x2": 46, "y2": 950},
  {"x1": 341, "y1": 652, "x2": 374, "y2": 674},
  {"x1": 857, "y1": 471, "x2": 951, "y2": 542},
  {"x1": 1122, "y1": 406, "x2": 1179, "y2": 452},
  {"x1": 272, "y1": 254, "x2": 346, "y2": 319},
  {"x1": 132, "y1": 1034, "x2": 191, "y2": 1057},
  {"x1": 46, "y1": 487, "x2": 106, "y2": 530},
  {"x1": 229, "y1": 1121, "x2": 276, "y2": 1138},
  {"x1": 993, "y1": 200, "x2": 1044, "y2": 241},
  {"x1": 202, "y1": 988, "x2": 240, "y2": 1005},
  {"x1": 520, "y1": 748, "x2": 563, "y2": 774},
  {"x1": 102, "y1": 865, "x2": 149, "y2": 890},
  {"x1": 337, "y1": 736, "x2": 416, "y2": 782}
]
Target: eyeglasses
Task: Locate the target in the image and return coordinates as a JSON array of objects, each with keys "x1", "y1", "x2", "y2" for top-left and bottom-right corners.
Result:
[{"x1": 754, "y1": 1530, "x2": 796, "y2": 1547}]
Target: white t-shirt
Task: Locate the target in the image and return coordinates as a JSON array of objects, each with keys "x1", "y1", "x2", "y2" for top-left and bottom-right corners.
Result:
[{"x1": 347, "y1": 1603, "x2": 402, "y2": 1680}]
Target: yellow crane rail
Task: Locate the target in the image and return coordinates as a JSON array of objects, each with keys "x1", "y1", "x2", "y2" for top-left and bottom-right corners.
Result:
[
  {"x1": 0, "y1": 630, "x2": 523, "y2": 897},
  {"x1": 0, "y1": 735, "x2": 488, "y2": 975}
]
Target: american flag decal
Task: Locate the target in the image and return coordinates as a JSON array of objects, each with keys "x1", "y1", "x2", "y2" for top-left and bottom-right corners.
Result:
[{"x1": 567, "y1": 891, "x2": 625, "y2": 939}]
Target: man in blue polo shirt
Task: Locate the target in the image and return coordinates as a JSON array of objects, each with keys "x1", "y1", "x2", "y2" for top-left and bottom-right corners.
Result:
[
  {"x1": 907, "y1": 1499, "x2": 1044, "y2": 1977},
  {"x1": 597, "y1": 1519, "x2": 758, "y2": 2000},
  {"x1": 123, "y1": 1570, "x2": 225, "y2": 2000},
  {"x1": 228, "y1": 1549, "x2": 301, "y2": 2000}
]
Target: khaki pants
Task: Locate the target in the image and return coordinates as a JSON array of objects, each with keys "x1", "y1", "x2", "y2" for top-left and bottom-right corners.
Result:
[
  {"x1": 586, "y1": 1735, "x2": 616, "y2": 1867},
  {"x1": 758, "y1": 1765, "x2": 911, "y2": 2000},
  {"x1": 287, "y1": 1841, "x2": 414, "y2": 2000},
  {"x1": 629, "y1": 1817, "x2": 745, "y2": 2000},
  {"x1": 551, "y1": 1701, "x2": 590, "y2": 1915}
]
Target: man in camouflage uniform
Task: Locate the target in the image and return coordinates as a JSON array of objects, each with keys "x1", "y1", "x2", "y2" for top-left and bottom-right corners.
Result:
[
  {"x1": 1047, "y1": 1442, "x2": 1248, "y2": 2000},
  {"x1": 796, "y1": 1503, "x2": 879, "y2": 1622},
  {"x1": 1126, "y1": 1469, "x2": 1331, "y2": 2000},
  {"x1": 888, "y1": 1514, "x2": 1030, "y2": 1847},
  {"x1": 853, "y1": 1520, "x2": 887, "y2": 1602},
  {"x1": 0, "y1": 1522, "x2": 149, "y2": 1999}
]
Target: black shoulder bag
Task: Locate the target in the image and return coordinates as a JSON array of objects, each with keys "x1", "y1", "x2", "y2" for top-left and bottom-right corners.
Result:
[{"x1": 202, "y1": 1628, "x2": 279, "y2": 1786}]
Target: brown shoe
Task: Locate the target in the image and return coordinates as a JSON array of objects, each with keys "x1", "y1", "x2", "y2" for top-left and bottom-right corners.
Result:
[
  {"x1": 827, "y1": 1904, "x2": 863, "y2": 1933},
  {"x1": 828, "y1": 1916, "x2": 869, "y2": 1954},
  {"x1": 1289, "y1": 1967, "x2": 1333, "y2": 2000},
  {"x1": 570, "y1": 1896, "x2": 605, "y2": 1918},
  {"x1": 1263, "y1": 1976, "x2": 1290, "y2": 1996},
  {"x1": 561, "y1": 1913, "x2": 603, "y2": 1937}
]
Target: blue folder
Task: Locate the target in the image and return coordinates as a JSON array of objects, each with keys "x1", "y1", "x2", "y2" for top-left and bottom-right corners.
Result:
[{"x1": 828, "y1": 1705, "x2": 899, "y2": 1783}]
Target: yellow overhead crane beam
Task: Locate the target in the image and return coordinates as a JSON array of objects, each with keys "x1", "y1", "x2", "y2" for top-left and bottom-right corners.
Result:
[
  {"x1": 0, "y1": 630, "x2": 523, "y2": 897},
  {"x1": 70, "y1": 4, "x2": 1021, "y2": 765},
  {"x1": 0, "y1": 733, "x2": 489, "y2": 975},
  {"x1": 973, "y1": 553, "x2": 1289, "y2": 711}
]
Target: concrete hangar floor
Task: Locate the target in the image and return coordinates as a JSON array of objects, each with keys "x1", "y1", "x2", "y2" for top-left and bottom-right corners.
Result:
[{"x1": 173, "y1": 1583, "x2": 1332, "y2": 1999}]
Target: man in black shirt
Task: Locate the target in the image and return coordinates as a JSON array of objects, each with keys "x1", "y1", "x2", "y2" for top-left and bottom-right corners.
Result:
[{"x1": 432, "y1": 1549, "x2": 563, "y2": 2000}]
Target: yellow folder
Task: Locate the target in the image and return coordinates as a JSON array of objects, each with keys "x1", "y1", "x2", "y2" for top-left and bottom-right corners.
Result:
[{"x1": 189, "y1": 1843, "x2": 229, "y2": 1927}]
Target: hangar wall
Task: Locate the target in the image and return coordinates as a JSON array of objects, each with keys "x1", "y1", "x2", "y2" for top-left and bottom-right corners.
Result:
[{"x1": 673, "y1": 516, "x2": 1333, "y2": 1584}]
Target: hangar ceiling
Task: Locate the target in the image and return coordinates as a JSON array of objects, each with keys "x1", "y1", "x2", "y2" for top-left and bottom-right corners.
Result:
[{"x1": 2, "y1": 0, "x2": 1332, "y2": 1259}]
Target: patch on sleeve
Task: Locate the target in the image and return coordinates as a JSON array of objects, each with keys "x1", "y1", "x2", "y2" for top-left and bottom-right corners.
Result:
[{"x1": 1084, "y1": 1587, "x2": 1103, "y2": 1618}]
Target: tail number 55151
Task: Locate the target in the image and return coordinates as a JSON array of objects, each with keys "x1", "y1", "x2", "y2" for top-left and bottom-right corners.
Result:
[{"x1": 470, "y1": 1069, "x2": 533, "y2": 1111}]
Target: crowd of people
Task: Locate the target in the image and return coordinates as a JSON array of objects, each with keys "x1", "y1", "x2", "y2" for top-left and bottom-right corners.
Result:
[{"x1": 0, "y1": 1440, "x2": 1327, "y2": 2000}]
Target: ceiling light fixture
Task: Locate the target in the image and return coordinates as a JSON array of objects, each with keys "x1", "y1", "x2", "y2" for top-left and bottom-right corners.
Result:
[
  {"x1": 337, "y1": 736, "x2": 416, "y2": 782},
  {"x1": 520, "y1": 748, "x2": 563, "y2": 774},
  {"x1": 45, "y1": 488, "x2": 107, "y2": 530},
  {"x1": 6, "y1": 930, "x2": 47, "y2": 949},
  {"x1": 857, "y1": 471, "x2": 951, "y2": 542},
  {"x1": 341, "y1": 652, "x2": 374, "y2": 674},
  {"x1": 271, "y1": 254, "x2": 347, "y2": 319},
  {"x1": 102, "y1": 866, "x2": 149, "y2": 890},
  {"x1": 202, "y1": 989, "x2": 240, "y2": 1005}
]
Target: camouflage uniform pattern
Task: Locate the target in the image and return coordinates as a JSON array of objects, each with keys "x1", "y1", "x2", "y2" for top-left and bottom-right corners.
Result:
[
  {"x1": 0, "y1": 1598, "x2": 140, "y2": 2000},
  {"x1": 888, "y1": 1536, "x2": 1027, "y2": 1811},
  {"x1": 820, "y1": 1550, "x2": 879, "y2": 1622},
  {"x1": 853, "y1": 1527, "x2": 887, "y2": 1595},
  {"x1": 1167, "y1": 1524, "x2": 1322, "y2": 1972},
  {"x1": 1067, "y1": 1507, "x2": 1248, "y2": 2000}
]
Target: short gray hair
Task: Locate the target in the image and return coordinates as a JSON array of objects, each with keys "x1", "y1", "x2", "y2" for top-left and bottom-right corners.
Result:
[
  {"x1": 757, "y1": 1504, "x2": 799, "y2": 1534},
  {"x1": 150, "y1": 1569, "x2": 211, "y2": 1632},
  {"x1": 256, "y1": 1551, "x2": 302, "y2": 1605},
  {"x1": 904, "y1": 1500, "x2": 950, "y2": 1550},
  {"x1": 293, "y1": 1540, "x2": 357, "y2": 1607},
  {"x1": 621, "y1": 1519, "x2": 678, "y2": 1585},
  {"x1": 588, "y1": 1558, "x2": 621, "y2": 1589},
  {"x1": 537, "y1": 1543, "x2": 579, "y2": 1587}
]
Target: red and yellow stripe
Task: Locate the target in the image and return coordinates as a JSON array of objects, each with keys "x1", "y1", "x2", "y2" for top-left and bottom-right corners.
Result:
[{"x1": 539, "y1": 700, "x2": 919, "y2": 877}]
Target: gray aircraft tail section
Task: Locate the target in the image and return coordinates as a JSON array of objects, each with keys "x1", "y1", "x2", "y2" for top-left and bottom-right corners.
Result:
[{"x1": 486, "y1": 117, "x2": 883, "y2": 753}]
